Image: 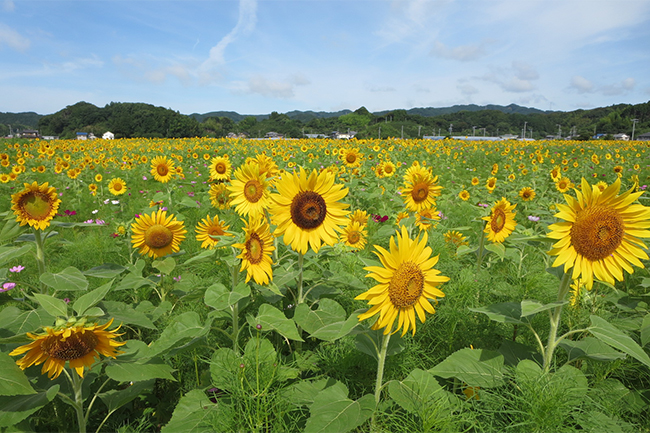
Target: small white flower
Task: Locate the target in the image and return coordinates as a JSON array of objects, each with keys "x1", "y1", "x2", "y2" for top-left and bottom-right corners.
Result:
[
  {"x1": 92, "y1": 209, "x2": 99, "y2": 214},
  {"x1": 111, "y1": 200, "x2": 120, "y2": 205}
]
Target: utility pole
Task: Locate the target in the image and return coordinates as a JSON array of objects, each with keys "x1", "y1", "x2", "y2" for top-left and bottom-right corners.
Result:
[
  {"x1": 557, "y1": 124, "x2": 562, "y2": 139},
  {"x1": 401, "y1": 125, "x2": 404, "y2": 139},
  {"x1": 472, "y1": 126, "x2": 476, "y2": 136},
  {"x1": 523, "y1": 122, "x2": 527, "y2": 140},
  {"x1": 449, "y1": 124, "x2": 453, "y2": 135},
  {"x1": 378, "y1": 126, "x2": 381, "y2": 139},
  {"x1": 418, "y1": 125, "x2": 421, "y2": 137},
  {"x1": 632, "y1": 119, "x2": 639, "y2": 140}
]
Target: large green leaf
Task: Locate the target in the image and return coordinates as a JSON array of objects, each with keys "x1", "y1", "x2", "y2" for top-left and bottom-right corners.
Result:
[
  {"x1": 31, "y1": 294, "x2": 68, "y2": 318},
  {"x1": 204, "y1": 282, "x2": 250, "y2": 312},
  {"x1": 105, "y1": 361, "x2": 175, "y2": 382},
  {"x1": 153, "y1": 257, "x2": 176, "y2": 275},
  {"x1": 388, "y1": 368, "x2": 449, "y2": 414},
  {"x1": 0, "y1": 385, "x2": 59, "y2": 427},
  {"x1": 182, "y1": 249, "x2": 216, "y2": 266},
  {"x1": 40, "y1": 266, "x2": 88, "y2": 292},
  {"x1": 145, "y1": 312, "x2": 212, "y2": 358},
  {"x1": 520, "y1": 300, "x2": 566, "y2": 317},
  {"x1": 83, "y1": 263, "x2": 126, "y2": 279},
  {"x1": 114, "y1": 273, "x2": 157, "y2": 291},
  {"x1": 282, "y1": 378, "x2": 338, "y2": 407},
  {"x1": 0, "y1": 352, "x2": 34, "y2": 396},
  {"x1": 100, "y1": 301, "x2": 156, "y2": 329},
  {"x1": 0, "y1": 307, "x2": 53, "y2": 339},
  {"x1": 589, "y1": 315, "x2": 650, "y2": 368},
  {"x1": 161, "y1": 389, "x2": 226, "y2": 433},
  {"x1": 209, "y1": 348, "x2": 241, "y2": 392},
  {"x1": 641, "y1": 313, "x2": 650, "y2": 348},
  {"x1": 73, "y1": 280, "x2": 113, "y2": 317},
  {"x1": 429, "y1": 348, "x2": 504, "y2": 388},
  {"x1": 0, "y1": 244, "x2": 32, "y2": 267},
  {"x1": 246, "y1": 304, "x2": 303, "y2": 342},
  {"x1": 469, "y1": 302, "x2": 523, "y2": 324},
  {"x1": 0, "y1": 218, "x2": 23, "y2": 244},
  {"x1": 559, "y1": 337, "x2": 627, "y2": 363},
  {"x1": 304, "y1": 382, "x2": 375, "y2": 433},
  {"x1": 293, "y1": 299, "x2": 358, "y2": 342},
  {"x1": 99, "y1": 379, "x2": 154, "y2": 414},
  {"x1": 354, "y1": 328, "x2": 405, "y2": 362}
]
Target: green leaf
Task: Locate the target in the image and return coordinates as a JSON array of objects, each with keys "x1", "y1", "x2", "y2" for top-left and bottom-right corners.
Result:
[
  {"x1": 559, "y1": 337, "x2": 627, "y2": 363},
  {"x1": 153, "y1": 257, "x2": 176, "y2": 275},
  {"x1": 210, "y1": 348, "x2": 241, "y2": 391},
  {"x1": 105, "y1": 360, "x2": 175, "y2": 382},
  {"x1": 455, "y1": 245, "x2": 475, "y2": 257},
  {"x1": 246, "y1": 304, "x2": 303, "y2": 342},
  {"x1": 204, "y1": 282, "x2": 250, "y2": 312},
  {"x1": 282, "y1": 378, "x2": 338, "y2": 407},
  {"x1": 178, "y1": 196, "x2": 201, "y2": 208},
  {"x1": 0, "y1": 245, "x2": 32, "y2": 267},
  {"x1": 0, "y1": 385, "x2": 59, "y2": 428},
  {"x1": 0, "y1": 307, "x2": 53, "y2": 337},
  {"x1": 30, "y1": 294, "x2": 68, "y2": 318},
  {"x1": 429, "y1": 348, "x2": 504, "y2": 388},
  {"x1": 354, "y1": 328, "x2": 405, "y2": 362},
  {"x1": 83, "y1": 263, "x2": 126, "y2": 279},
  {"x1": 388, "y1": 368, "x2": 449, "y2": 414},
  {"x1": 145, "y1": 312, "x2": 212, "y2": 358},
  {"x1": 484, "y1": 242, "x2": 505, "y2": 260},
  {"x1": 641, "y1": 313, "x2": 650, "y2": 347},
  {"x1": 40, "y1": 266, "x2": 88, "y2": 292},
  {"x1": 469, "y1": 302, "x2": 523, "y2": 324},
  {"x1": 304, "y1": 383, "x2": 374, "y2": 433},
  {"x1": 575, "y1": 411, "x2": 627, "y2": 433},
  {"x1": 73, "y1": 280, "x2": 113, "y2": 316},
  {"x1": 161, "y1": 389, "x2": 224, "y2": 433},
  {"x1": 0, "y1": 218, "x2": 23, "y2": 244},
  {"x1": 114, "y1": 272, "x2": 157, "y2": 291},
  {"x1": 101, "y1": 301, "x2": 156, "y2": 329},
  {"x1": 294, "y1": 299, "x2": 358, "y2": 342},
  {"x1": 99, "y1": 379, "x2": 154, "y2": 413},
  {"x1": 0, "y1": 352, "x2": 34, "y2": 396},
  {"x1": 589, "y1": 315, "x2": 650, "y2": 368},
  {"x1": 183, "y1": 249, "x2": 216, "y2": 266},
  {"x1": 520, "y1": 300, "x2": 566, "y2": 317}
]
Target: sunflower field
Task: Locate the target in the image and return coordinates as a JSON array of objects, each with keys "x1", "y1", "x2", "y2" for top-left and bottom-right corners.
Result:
[{"x1": 0, "y1": 136, "x2": 649, "y2": 432}]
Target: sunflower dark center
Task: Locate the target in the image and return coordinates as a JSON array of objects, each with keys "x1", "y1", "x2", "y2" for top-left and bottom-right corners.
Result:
[
  {"x1": 112, "y1": 182, "x2": 123, "y2": 191},
  {"x1": 144, "y1": 224, "x2": 173, "y2": 249},
  {"x1": 389, "y1": 261, "x2": 424, "y2": 308},
  {"x1": 347, "y1": 231, "x2": 361, "y2": 244},
  {"x1": 411, "y1": 182, "x2": 429, "y2": 203},
  {"x1": 20, "y1": 192, "x2": 53, "y2": 220},
  {"x1": 209, "y1": 226, "x2": 225, "y2": 237},
  {"x1": 215, "y1": 162, "x2": 227, "y2": 174},
  {"x1": 157, "y1": 165, "x2": 169, "y2": 176},
  {"x1": 491, "y1": 208, "x2": 506, "y2": 233},
  {"x1": 384, "y1": 164, "x2": 394, "y2": 174},
  {"x1": 346, "y1": 153, "x2": 357, "y2": 164},
  {"x1": 290, "y1": 191, "x2": 327, "y2": 229},
  {"x1": 244, "y1": 180, "x2": 264, "y2": 203},
  {"x1": 570, "y1": 206, "x2": 624, "y2": 261},
  {"x1": 42, "y1": 329, "x2": 98, "y2": 361},
  {"x1": 245, "y1": 233, "x2": 264, "y2": 264}
]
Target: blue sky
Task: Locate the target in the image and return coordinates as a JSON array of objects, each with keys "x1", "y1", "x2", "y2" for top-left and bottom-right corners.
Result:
[{"x1": 1, "y1": 0, "x2": 649, "y2": 115}]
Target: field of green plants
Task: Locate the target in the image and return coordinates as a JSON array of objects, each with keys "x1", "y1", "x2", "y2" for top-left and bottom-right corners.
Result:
[{"x1": 0, "y1": 136, "x2": 649, "y2": 433}]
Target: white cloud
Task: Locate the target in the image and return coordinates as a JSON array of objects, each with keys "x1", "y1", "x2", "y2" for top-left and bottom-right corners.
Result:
[
  {"x1": 3, "y1": 0, "x2": 14, "y2": 12},
  {"x1": 570, "y1": 76, "x2": 594, "y2": 93},
  {"x1": 234, "y1": 74, "x2": 310, "y2": 99},
  {"x1": 113, "y1": 54, "x2": 195, "y2": 85},
  {"x1": 430, "y1": 41, "x2": 486, "y2": 62},
  {"x1": 200, "y1": 0, "x2": 257, "y2": 82},
  {"x1": 0, "y1": 24, "x2": 29, "y2": 51},
  {"x1": 480, "y1": 61, "x2": 539, "y2": 93},
  {"x1": 457, "y1": 80, "x2": 479, "y2": 97}
]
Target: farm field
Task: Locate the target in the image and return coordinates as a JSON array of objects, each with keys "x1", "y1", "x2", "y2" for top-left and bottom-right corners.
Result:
[{"x1": 0, "y1": 136, "x2": 649, "y2": 432}]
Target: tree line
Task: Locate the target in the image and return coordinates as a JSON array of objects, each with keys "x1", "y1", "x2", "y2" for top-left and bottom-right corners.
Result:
[{"x1": 2, "y1": 100, "x2": 649, "y2": 140}]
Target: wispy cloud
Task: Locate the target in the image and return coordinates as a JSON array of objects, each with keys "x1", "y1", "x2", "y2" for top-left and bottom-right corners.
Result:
[
  {"x1": 200, "y1": 0, "x2": 257, "y2": 83},
  {"x1": 480, "y1": 62, "x2": 540, "y2": 93},
  {"x1": 233, "y1": 74, "x2": 310, "y2": 99},
  {"x1": 0, "y1": 24, "x2": 29, "y2": 51},
  {"x1": 570, "y1": 76, "x2": 636, "y2": 96}
]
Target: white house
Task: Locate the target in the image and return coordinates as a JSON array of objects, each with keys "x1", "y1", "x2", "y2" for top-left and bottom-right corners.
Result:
[
  {"x1": 102, "y1": 131, "x2": 115, "y2": 140},
  {"x1": 613, "y1": 133, "x2": 630, "y2": 141}
]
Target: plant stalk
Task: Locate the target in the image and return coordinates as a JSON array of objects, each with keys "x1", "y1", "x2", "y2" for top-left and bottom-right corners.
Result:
[
  {"x1": 371, "y1": 332, "x2": 391, "y2": 429},
  {"x1": 33, "y1": 229, "x2": 47, "y2": 293},
  {"x1": 542, "y1": 271, "x2": 572, "y2": 373},
  {"x1": 70, "y1": 370, "x2": 87, "y2": 433},
  {"x1": 476, "y1": 221, "x2": 487, "y2": 272}
]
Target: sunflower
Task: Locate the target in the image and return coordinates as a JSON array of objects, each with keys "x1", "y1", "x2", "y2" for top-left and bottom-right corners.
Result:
[
  {"x1": 458, "y1": 190, "x2": 470, "y2": 201},
  {"x1": 251, "y1": 153, "x2": 278, "y2": 180},
  {"x1": 233, "y1": 215, "x2": 274, "y2": 285},
  {"x1": 195, "y1": 214, "x2": 232, "y2": 249},
  {"x1": 9, "y1": 318, "x2": 124, "y2": 379},
  {"x1": 444, "y1": 230, "x2": 469, "y2": 249},
  {"x1": 382, "y1": 161, "x2": 396, "y2": 178},
  {"x1": 131, "y1": 209, "x2": 187, "y2": 258},
  {"x1": 227, "y1": 163, "x2": 271, "y2": 218},
  {"x1": 486, "y1": 177, "x2": 497, "y2": 194},
  {"x1": 471, "y1": 177, "x2": 480, "y2": 186},
  {"x1": 355, "y1": 226, "x2": 448, "y2": 336},
  {"x1": 550, "y1": 166, "x2": 562, "y2": 182},
  {"x1": 555, "y1": 177, "x2": 574, "y2": 193},
  {"x1": 518, "y1": 187, "x2": 536, "y2": 201},
  {"x1": 209, "y1": 156, "x2": 232, "y2": 181},
  {"x1": 341, "y1": 220, "x2": 368, "y2": 250},
  {"x1": 108, "y1": 177, "x2": 127, "y2": 196},
  {"x1": 209, "y1": 183, "x2": 232, "y2": 209},
  {"x1": 269, "y1": 167, "x2": 349, "y2": 254},
  {"x1": 401, "y1": 167, "x2": 442, "y2": 212},
  {"x1": 548, "y1": 178, "x2": 650, "y2": 289},
  {"x1": 415, "y1": 207, "x2": 440, "y2": 232},
  {"x1": 341, "y1": 148, "x2": 362, "y2": 168},
  {"x1": 349, "y1": 209, "x2": 370, "y2": 227},
  {"x1": 150, "y1": 156, "x2": 176, "y2": 183},
  {"x1": 395, "y1": 211, "x2": 409, "y2": 227},
  {"x1": 11, "y1": 181, "x2": 62, "y2": 230},
  {"x1": 483, "y1": 198, "x2": 517, "y2": 243}
]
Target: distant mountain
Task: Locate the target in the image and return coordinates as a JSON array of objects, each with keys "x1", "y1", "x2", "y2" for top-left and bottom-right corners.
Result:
[
  {"x1": 0, "y1": 111, "x2": 41, "y2": 128},
  {"x1": 191, "y1": 103, "x2": 549, "y2": 123}
]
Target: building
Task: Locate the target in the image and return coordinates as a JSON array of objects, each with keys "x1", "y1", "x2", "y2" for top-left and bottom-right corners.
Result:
[
  {"x1": 613, "y1": 133, "x2": 630, "y2": 141},
  {"x1": 19, "y1": 129, "x2": 40, "y2": 139},
  {"x1": 102, "y1": 131, "x2": 115, "y2": 140},
  {"x1": 76, "y1": 132, "x2": 88, "y2": 140},
  {"x1": 636, "y1": 132, "x2": 650, "y2": 141}
]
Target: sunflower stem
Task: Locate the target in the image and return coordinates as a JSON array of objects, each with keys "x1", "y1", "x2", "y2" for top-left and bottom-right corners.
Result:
[
  {"x1": 371, "y1": 331, "x2": 391, "y2": 429},
  {"x1": 297, "y1": 252, "x2": 304, "y2": 304},
  {"x1": 33, "y1": 229, "x2": 47, "y2": 293},
  {"x1": 476, "y1": 221, "x2": 487, "y2": 273},
  {"x1": 542, "y1": 271, "x2": 572, "y2": 373},
  {"x1": 231, "y1": 248, "x2": 241, "y2": 355},
  {"x1": 70, "y1": 370, "x2": 87, "y2": 433}
]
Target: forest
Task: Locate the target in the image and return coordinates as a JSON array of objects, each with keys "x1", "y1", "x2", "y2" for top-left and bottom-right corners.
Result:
[{"x1": 1, "y1": 100, "x2": 649, "y2": 140}]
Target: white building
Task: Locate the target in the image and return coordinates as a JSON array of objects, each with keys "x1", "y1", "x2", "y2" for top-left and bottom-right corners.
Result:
[{"x1": 102, "y1": 131, "x2": 115, "y2": 140}]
